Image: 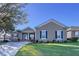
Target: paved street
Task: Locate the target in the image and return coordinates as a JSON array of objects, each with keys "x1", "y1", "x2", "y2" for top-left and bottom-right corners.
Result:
[{"x1": 0, "y1": 42, "x2": 31, "y2": 56}]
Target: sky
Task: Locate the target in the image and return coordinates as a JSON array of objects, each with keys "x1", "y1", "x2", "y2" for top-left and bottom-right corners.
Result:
[{"x1": 16, "y1": 3, "x2": 79, "y2": 30}]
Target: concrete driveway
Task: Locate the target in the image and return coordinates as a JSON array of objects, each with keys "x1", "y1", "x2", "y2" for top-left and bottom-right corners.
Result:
[{"x1": 0, "y1": 42, "x2": 31, "y2": 56}]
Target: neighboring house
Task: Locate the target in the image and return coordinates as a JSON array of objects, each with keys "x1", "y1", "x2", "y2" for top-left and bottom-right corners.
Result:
[
  {"x1": 0, "y1": 31, "x2": 12, "y2": 41},
  {"x1": 67, "y1": 26, "x2": 79, "y2": 38}
]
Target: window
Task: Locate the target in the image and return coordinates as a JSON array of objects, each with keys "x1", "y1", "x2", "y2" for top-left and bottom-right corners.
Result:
[
  {"x1": 75, "y1": 31, "x2": 79, "y2": 37},
  {"x1": 55, "y1": 30, "x2": 63, "y2": 39},
  {"x1": 40, "y1": 30, "x2": 48, "y2": 39}
]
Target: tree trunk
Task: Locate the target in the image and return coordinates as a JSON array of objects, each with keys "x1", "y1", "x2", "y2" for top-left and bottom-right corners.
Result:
[
  {"x1": 3, "y1": 30, "x2": 6, "y2": 41},
  {"x1": 4, "y1": 33, "x2": 6, "y2": 41}
]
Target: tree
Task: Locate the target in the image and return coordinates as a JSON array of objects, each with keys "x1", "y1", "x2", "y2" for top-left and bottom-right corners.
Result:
[{"x1": 0, "y1": 3, "x2": 28, "y2": 41}]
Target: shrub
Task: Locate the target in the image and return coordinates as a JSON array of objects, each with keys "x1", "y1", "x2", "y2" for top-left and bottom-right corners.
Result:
[
  {"x1": 46, "y1": 41, "x2": 50, "y2": 43},
  {"x1": 3, "y1": 40, "x2": 9, "y2": 42},
  {"x1": 67, "y1": 38, "x2": 71, "y2": 40},
  {"x1": 52, "y1": 40, "x2": 55, "y2": 43},
  {"x1": 35, "y1": 40, "x2": 38, "y2": 43},
  {"x1": 71, "y1": 37, "x2": 78, "y2": 42},
  {"x1": 17, "y1": 38, "x2": 20, "y2": 41},
  {"x1": 67, "y1": 37, "x2": 78, "y2": 42},
  {"x1": 63, "y1": 40, "x2": 67, "y2": 43},
  {"x1": 53, "y1": 40, "x2": 67, "y2": 43}
]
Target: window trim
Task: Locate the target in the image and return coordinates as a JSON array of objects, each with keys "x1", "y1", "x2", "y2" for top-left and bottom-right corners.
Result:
[
  {"x1": 55, "y1": 30, "x2": 63, "y2": 40},
  {"x1": 40, "y1": 30, "x2": 48, "y2": 39}
]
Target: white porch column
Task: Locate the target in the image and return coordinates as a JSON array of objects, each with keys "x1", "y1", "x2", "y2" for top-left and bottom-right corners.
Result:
[{"x1": 28, "y1": 33, "x2": 29, "y2": 40}]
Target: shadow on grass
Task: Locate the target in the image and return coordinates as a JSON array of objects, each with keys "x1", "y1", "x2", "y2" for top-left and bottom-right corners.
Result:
[{"x1": 16, "y1": 45, "x2": 43, "y2": 56}]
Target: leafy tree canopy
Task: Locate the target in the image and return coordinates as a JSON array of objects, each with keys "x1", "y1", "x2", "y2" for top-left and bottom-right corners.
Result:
[{"x1": 0, "y1": 3, "x2": 27, "y2": 33}]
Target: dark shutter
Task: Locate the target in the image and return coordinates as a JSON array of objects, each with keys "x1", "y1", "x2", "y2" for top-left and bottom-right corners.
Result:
[
  {"x1": 29, "y1": 33, "x2": 30, "y2": 39},
  {"x1": 61, "y1": 31, "x2": 63, "y2": 39},
  {"x1": 40, "y1": 31, "x2": 42, "y2": 39},
  {"x1": 55, "y1": 31, "x2": 57, "y2": 39},
  {"x1": 46, "y1": 31, "x2": 48, "y2": 39}
]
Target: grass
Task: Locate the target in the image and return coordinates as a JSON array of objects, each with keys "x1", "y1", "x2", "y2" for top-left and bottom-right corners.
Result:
[{"x1": 16, "y1": 41, "x2": 79, "y2": 56}]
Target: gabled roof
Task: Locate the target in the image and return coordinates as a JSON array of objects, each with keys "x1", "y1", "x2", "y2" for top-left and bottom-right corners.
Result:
[
  {"x1": 22, "y1": 27, "x2": 35, "y2": 33},
  {"x1": 35, "y1": 19, "x2": 67, "y2": 28}
]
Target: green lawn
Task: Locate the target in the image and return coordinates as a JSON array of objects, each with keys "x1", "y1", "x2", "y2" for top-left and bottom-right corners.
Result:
[{"x1": 16, "y1": 42, "x2": 79, "y2": 56}]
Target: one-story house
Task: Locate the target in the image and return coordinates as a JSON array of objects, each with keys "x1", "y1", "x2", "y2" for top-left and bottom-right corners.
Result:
[{"x1": 12, "y1": 19, "x2": 68, "y2": 42}]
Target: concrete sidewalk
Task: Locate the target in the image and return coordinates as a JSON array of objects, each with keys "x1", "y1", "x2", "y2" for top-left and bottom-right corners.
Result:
[{"x1": 0, "y1": 42, "x2": 31, "y2": 56}]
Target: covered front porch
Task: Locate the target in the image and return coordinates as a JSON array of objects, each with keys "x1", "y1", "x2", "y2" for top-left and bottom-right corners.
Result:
[
  {"x1": 22, "y1": 33, "x2": 35, "y2": 41},
  {"x1": 17, "y1": 27, "x2": 35, "y2": 41}
]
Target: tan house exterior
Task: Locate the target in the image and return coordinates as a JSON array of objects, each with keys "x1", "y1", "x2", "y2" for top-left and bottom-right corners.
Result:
[
  {"x1": 35, "y1": 19, "x2": 67, "y2": 42},
  {"x1": 67, "y1": 26, "x2": 79, "y2": 38},
  {"x1": 10, "y1": 19, "x2": 68, "y2": 42}
]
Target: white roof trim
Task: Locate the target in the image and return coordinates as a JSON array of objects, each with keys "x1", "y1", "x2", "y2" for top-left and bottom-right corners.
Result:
[{"x1": 36, "y1": 19, "x2": 66, "y2": 28}]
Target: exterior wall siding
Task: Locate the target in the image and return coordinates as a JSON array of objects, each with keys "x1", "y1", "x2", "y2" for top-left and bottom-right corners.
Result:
[
  {"x1": 67, "y1": 31, "x2": 72, "y2": 38},
  {"x1": 67, "y1": 30, "x2": 79, "y2": 38},
  {"x1": 35, "y1": 22, "x2": 67, "y2": 42}
]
